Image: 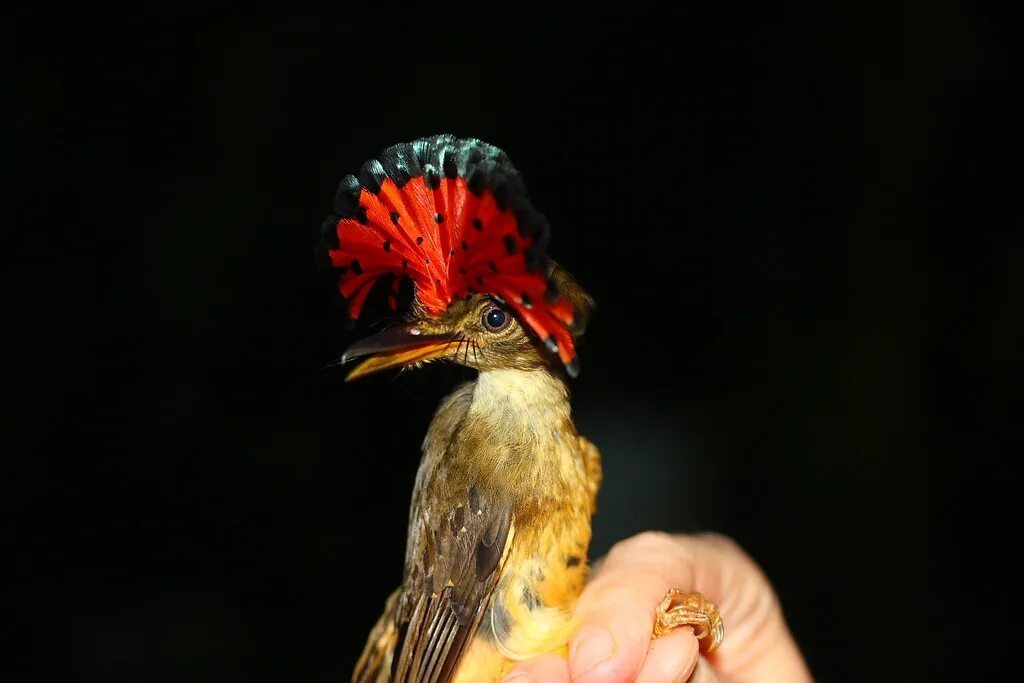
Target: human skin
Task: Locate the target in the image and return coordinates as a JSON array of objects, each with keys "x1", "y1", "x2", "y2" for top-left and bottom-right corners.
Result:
[{"x1": 501, "y1": 532, "x2": 813, "y2": 682}]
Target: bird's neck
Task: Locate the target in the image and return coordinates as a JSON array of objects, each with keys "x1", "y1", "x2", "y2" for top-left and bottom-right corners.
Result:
[{"x1": 423, "y1": 366, "x2": 583, "y2": 504}]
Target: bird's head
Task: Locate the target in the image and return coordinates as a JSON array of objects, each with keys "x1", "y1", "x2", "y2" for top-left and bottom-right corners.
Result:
[
  {"x1": 339, "y1": 264, "x2": 592, "y2": 381},
  {"x1": 316, "y1": 135, "x2": 593, "y2": 382}
]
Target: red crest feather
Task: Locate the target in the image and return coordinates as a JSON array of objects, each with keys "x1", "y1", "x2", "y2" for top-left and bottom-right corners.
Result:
[{"x1": 317, "y1": 135, "x2": 583, "y2": 376}]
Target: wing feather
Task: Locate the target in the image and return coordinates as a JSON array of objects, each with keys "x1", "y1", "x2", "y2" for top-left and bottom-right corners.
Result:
[{"x1": 389, "y1": 483, "x2": 513, "y2": 683}]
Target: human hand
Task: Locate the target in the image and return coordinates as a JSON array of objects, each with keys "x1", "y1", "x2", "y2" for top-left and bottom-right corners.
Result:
[{"x1": 502, "y1": 532, "x2": 812, "y2": 682}]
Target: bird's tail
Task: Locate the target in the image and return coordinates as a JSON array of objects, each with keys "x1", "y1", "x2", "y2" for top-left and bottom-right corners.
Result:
[{"x1": 353, "y1": 589, "x2": 401, "y2": 683}]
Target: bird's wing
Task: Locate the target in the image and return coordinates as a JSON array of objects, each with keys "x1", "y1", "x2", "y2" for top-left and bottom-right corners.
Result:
[
  {"x1": 353, "y1": 588, "x2": 402, "y2": 683},
  {"x1": 390, "y1": 483, "x2": 514, "y2": 683}
]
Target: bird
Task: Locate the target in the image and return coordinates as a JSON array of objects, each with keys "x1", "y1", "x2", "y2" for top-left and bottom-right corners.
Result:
[{"x1": 317, "y1": 135, "x2": 721, "y2": 682}]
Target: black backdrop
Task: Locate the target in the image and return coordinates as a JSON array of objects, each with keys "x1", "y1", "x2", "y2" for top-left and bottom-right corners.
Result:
[{"x1": 9, "y1": 6, "x2": 1019, "y2": 682}]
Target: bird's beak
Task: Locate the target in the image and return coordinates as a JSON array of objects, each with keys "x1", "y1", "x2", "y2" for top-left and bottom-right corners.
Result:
[{"x1": 341, "y1": 324, "x2": 460, "y2": 381}]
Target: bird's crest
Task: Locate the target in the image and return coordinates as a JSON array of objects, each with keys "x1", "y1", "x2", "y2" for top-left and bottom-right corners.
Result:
[{"x1": 317, "y1": 134, "x2": 584, "y2": 374}]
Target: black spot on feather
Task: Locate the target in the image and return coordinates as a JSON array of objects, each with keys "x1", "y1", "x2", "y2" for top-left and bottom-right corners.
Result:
[{"x1": 503, "y1": 235, "x2": 518, "y2": 255}]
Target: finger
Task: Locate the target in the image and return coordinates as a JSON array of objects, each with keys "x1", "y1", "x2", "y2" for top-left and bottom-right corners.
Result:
[
  {"x1": 689, "y1": 536, "x2": 811, "y2": 683},
  {"x1": 689, "y1": 657, "x2": 727, "y2": 683},
  {"x1": 634, "y1": 625, "x2": 699, "y2": 683},
  {"x1": 568, "y1": 532, "x2": 694, "y2": 682},
  {"x1": 501, "y1": 653, "x2": 571, "y2": 682},
  {"x1": 659, "y1": 534, "x2": 811, "y2": 683}
]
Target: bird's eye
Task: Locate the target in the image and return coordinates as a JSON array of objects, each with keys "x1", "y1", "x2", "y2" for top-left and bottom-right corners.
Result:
[{"x1": 481, "y1": 305, "x2": 512, "y2": 333}]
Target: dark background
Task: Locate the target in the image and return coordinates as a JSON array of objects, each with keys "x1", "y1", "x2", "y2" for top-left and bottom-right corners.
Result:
[{"x1": 8, "y1": 5, "x2": 1020, "y2": 682}]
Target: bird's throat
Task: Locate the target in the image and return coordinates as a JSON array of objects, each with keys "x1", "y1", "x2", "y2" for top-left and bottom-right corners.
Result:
[{"x1": 469, "y1": 367, "x2": 571, "y2": 434}]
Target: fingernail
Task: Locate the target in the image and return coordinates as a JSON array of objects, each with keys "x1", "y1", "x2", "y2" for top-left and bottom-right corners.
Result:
[
  {"x1": 500, "y1": 672, "x2": 533, "y2": 682},
  {"x1": 570, "y1": 627, "x2": 614, "y2": 677}
]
